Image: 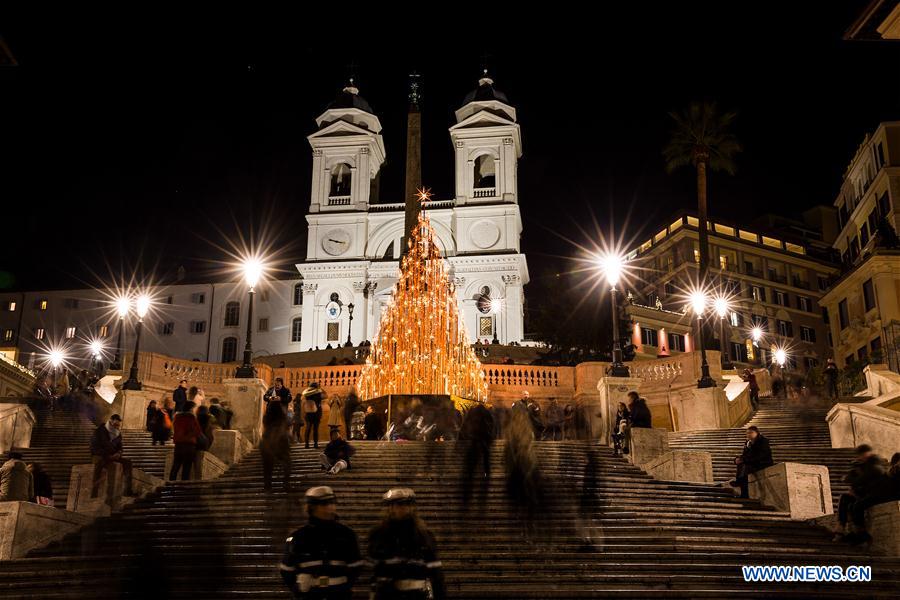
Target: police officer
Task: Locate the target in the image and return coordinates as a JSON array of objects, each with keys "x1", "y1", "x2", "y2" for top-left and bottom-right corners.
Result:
[
  {"x1": 368, "y1": 488, "x2": 446, "y2": 600},
  {"x1": 279, "y1": 486, "x2": 363, "y2": 599}
]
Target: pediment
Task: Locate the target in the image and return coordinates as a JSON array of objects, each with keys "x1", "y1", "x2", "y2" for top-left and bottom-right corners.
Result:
[
  {"x1": 309, "y1": 119, "x2": 374, "y2": 140},
  {"x1": 450, "y1": 109, "x2": 516, "y2": 132}
]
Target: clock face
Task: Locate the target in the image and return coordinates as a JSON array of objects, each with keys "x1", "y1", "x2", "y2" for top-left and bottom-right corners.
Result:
[
  {"x1": 322, "y1": 229, "x2": 351, "y2": 256},
  {"x1": 470, "y1": 220, "x2": 501, "y2": 249}
]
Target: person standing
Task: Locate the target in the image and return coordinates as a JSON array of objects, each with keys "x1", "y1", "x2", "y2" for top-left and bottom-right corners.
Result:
[
  {"x1": 729, "y1": 426, "x2": 774, "y2": 499},
  {"x1": 0, "y1": 451, "x2": 34, "y2": 502},
  {"x1": 279, "y1": 486, "x2": 362, "y2": 599},
  {"x1": 824, "y1": 358, "x2": 839, "y2": 399},
  {"x1": 327, "y1": 394, "x2": 344, "y2": 436},
  {"x1": 343, "y1": 391, "x2": 360, "y2": 439},
  {"x1": 350, "y1": 404, "x2": 366, "y2": 440},
  {"x1": 27, "y1": 462, "x2": 53, "y2": 506},
  {"x1": 172, "y1": 379, "x2": 188, "y2": 413},
  {"x1": 265, "y1": 378, "x2": 293, "y2": 421},
  {"x1": 459, "y1": 402, "x2": 495, "y2": 504},
  {"x1": 368, "y1": 488, "x2": 445, "y2": 600},
  {"x1": 145, "y1": 399, "x2": 160, "y2": 433},
  {"x1": 153, "y1": 398, "x2": 174, "y2": 446},
  {"x1": 301, "y1": 382, "x2": 325, "y2": 449},
  {"x1": 188, "y1": 386, "x2": 206, "y2": 408},
  {"x1": 543, "y1": 399, "x2": 563, "y2": 441},
  {"x1": 741, "y1": 368, "x2": 760, "y2": 410},
  {"x1": 90, "y1": 414, "x2": 136, "y2": 497},
  {"x1": 261, "y1": 396, "x2": 292, "y2": 492},
  {"x1": 364, "y1": 405, "x2": 385, "y2": 440},
  {"x1": 169, "y1": 401, "x2": 202, "y2": 481}
]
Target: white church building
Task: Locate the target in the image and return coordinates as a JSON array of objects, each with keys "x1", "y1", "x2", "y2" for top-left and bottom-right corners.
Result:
[{"x1": 295, "y1": 73, "x2": 529, "y2": 349}]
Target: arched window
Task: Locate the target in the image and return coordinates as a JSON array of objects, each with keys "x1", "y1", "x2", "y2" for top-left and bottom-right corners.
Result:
[
  {"x1": 473, "y1": 155, "x2": 496, "y2": 191},
  {"x1": 330, "y1": 163, "x2": 352, "y2": 197},
  {"x1": 291, "y1": 317, "x2": 302, "y2": 343},
  {"x1": 224, "y1": 301, "x2": 240, "y2": 327},
  {"x1": 382, "y1": 241, "x2": 395, "y2": 260},
  {"x1": 293, "y1": 283, "x2": 303, "y2": 306},
  {"x1": 221, "y1": 337, "x2": 238, "y2": 363}
]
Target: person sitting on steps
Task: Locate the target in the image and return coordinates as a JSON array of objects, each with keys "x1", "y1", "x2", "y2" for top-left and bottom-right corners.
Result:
[
  {"x1": 320, "y1": 429, "x2": 355, "y2": 475},
  {"x1": 728, "y1": 426, "x2": 773, "y2": 499},
  {"x1": 90, "y1": 414, "x2": 136, "y2": 498},
  {"x1": 834, "y1": 444, "x2": 889, "y2": 545},
  {"x1": 612, "y1": 402, "x2": 630, "y2": 457}
]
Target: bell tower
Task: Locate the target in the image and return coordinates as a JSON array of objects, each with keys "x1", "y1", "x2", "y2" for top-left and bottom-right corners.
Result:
[{"x1": 450, "y1": 70, "x2": 522, "y2": 206}]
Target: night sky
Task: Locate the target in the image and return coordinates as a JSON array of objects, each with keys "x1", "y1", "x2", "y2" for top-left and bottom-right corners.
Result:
[{"x1": 2, "y1": 4, "x2": 899, "y2": 317}]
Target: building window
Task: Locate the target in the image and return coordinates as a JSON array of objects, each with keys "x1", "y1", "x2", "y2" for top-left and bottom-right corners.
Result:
[
  {"x1": 39, "y1": 299, "x2": 48, "y2": 311},
  {"x1": 291, "y1": 318, "x2": 302, "y2": 342},
  {"x1": 844, "y1": 354, "x2": 854, "y2": 367},
  {"x1": 862, "y1": 278, "x2": 876, "y2": 312},
  {"x1": 158, "y1": 322, "x2": 174, "y2": 336},
  {"x1": 751, "y1": 286, "x2": 766, "y2": 302},
  {"x1": 64, "y1": 298, "x2": 79, "y2": 309},
  {"x1": 640, "y1": 327, "x2": 659, "y2": 347},
  {"x1": 838, "y1": 299, "x2": 849, "y2": 330},
  {"x1": 293, "y1": 283, "x2": 303, "y2": 306},
  {"x1": 798, "y1": 297, "x2": 811, "y2": 312},
  {"x1": 3, "y1": 329, "x2": 13, "y2": 342},
  {"x1": 221, "y1": 337, "x2": 238, "y2": 362},
  {"x1": 858, "y1": 346, "x2": 868, "y2": 361},
  {"x1": 34, "y1": 328, "x2": 45, "y2": 340},
  {"x1": 868, "y1": 210, "x2": 878, "y2": 236},
  {"x1": 258, "y1": 317, "x2": 269, "y2": 332},
  {"x1": 719, "y1": 255, "x2": 728, "y2": 271},
  {"x1": 165, "y1": 295, "x2": 174, "y2": 305},
  {"x1": 190, "y1": 320, "x2": 207, "y2": 334},
  {"x1": 774, "y1": 291, "x2": 788, "y2": 307},
  {"x1": 65, "y1": 326, "x2": 76, "y2": 339},
  {"x1": 479, "y1": 317, "x2": 494, "y2": 337},
  {"x1": 693, "y1": 248, "x2": 700, "y2": 263},
  {"x1": 668, "y1": 333, "x2": 685, "y2": 352},
  {"x1": 817, "y1": 275, "x2": 829, "y2": 291},
  {"x1": 7, "y1": 301, "x2": 15, "y2": 312},
  {"x1": 731, "y1": 342, "x2": 748, "y2": 363},
  {"x1": 663, "y1": 281, "x2": 676, "y2": 296},
  {"x1": 330, "y1": 163, "x2": 352, "y2": 197},
  {"x1": 860, "y1": 223, "x2": 870, "y2": 248},
  {"x1": 224, "y1": 301, "x2": 240, "y2": 327},
  {"x1": 750, "y1": 314, "x2": 768, "y2": 332},
  {"x1": 822, "y1": 307, "x2": 829, "y2": 324},
  {"x1": 191, "y1": 293, "x2": 206, "y2": 304},
  {"x1": 878, "y1": 191, "x2": 891, "y2": 217},
  {"x1": 776, "y1": 320, "x2": 793, "y2": 338},
  {"x1": 327, "y1": 322, "x2": 340, "y2": 342},
  {"x1": 804, "y1": 357, "x2": 819, "y2": 371},
  {"x1": 871, "y1": 336, "x2": 882, "y2": 354},
  {"x1": 98, "y1": 325, "x2": 109, "y2": 337},
  {"x1": 800, "y1": 326, "x2": 816, "y2": 343}
]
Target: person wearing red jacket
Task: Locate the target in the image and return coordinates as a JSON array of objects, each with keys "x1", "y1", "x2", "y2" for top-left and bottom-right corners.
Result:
[{"x1": 169, "y1": 401, "x2": 202, "y2": 481}]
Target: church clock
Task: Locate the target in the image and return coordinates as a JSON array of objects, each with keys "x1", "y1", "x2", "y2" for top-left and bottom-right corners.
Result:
[{"x1": 322, "y1": 229, "x2": 351, "y2": 256}]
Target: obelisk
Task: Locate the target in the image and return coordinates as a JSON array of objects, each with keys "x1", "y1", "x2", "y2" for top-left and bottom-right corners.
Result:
[{"x1": 401, "y1": 73, "x2": 422, "y2": 256}]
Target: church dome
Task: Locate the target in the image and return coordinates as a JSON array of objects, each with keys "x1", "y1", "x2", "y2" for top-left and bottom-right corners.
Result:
[
  {"x1": 327, "y1": 79, "x2": 374, "y2": 114},
  {"x1": 461, "y1": 70, "x2": 509, "y2": 106}
]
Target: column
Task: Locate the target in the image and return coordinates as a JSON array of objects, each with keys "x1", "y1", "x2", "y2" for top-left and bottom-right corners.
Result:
[
  {"x1": 301, "y1": 283, "x2": 318, "y2": 350},
  {"x1": 502, "y1": 275, "x2": 523, "y2": 344}
]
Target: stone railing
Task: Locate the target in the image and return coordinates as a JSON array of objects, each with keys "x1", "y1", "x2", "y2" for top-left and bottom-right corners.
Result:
[
  {"x1": 484, "y1": 365, "x2": 572, "y2": 389},
  {"x1": 277, "y1": 365, "x2": 362, "y2": 395},
  {"x1": 0, "y1": 354, "x2": 37, "y2": 398},
  {"x1": 862, "y1": 364, "x2": 900, "y2": 410},
  {"x1": 472, "y1": 187, "x2": 496, "y2": 198},
  {"x1": 828, "y1": 403, "x2": 900, "y2": 459}
]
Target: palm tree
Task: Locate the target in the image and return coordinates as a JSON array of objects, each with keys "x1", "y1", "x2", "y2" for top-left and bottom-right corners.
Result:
[{"x1": 663, "y1": 101, "x2": 742, "y2": 284}]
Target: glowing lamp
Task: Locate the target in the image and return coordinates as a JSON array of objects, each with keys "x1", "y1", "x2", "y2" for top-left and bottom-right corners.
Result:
[
  {"x1": 116, "y1": 296, "x2": 131, "y2": 318},
  {"x1": 242, "y1": 257, "x2": 264, "y2": 289},
  {"x1": 599, "y1": 252, "x2": 625, "y2": 288},
  {"x1": 89, "y1": 340, "x2": 104, "y2": 357},
  {"x1": 713, "y1": 296, "x2": 730, "y2": 318},
  {"x1": 49, "y1": 349, "x2": 65, "y2": 368},
  {"x1": 751, "y1": 326, "x2": 763, "y2": 342},
  {"x1": 135, "y1": 294, "x2": 151, "y2": 319},
  {"x1": 774, "y1": 347, "x2": 787, "y2": 367},
  {"x1": 689, "y1": 291, "x2": 707, "y2": 316}
]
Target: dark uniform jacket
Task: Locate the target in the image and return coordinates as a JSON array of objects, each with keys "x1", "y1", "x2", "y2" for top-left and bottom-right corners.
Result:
[
  {"x1": 740, "y1": 435, "x2": 774, "y2": 473},
  {"x1": 280, "y1": 517, "x2": 362, "y2": 599},
  {"x1": 173, "y1": 386, "x2": 188, "y2": 412},
  {"x1": 844, "y1": 455, "x2": 888, "y2": 497},
  {"x1": 90, "y1": 425, "x2": 123, "y2": 458},
  {"x1": 368, "y1": 518, "x2": 445, "y2": 600},
  {"x1": 629, "y1": 400, "x2": 652, "y2": 428}
]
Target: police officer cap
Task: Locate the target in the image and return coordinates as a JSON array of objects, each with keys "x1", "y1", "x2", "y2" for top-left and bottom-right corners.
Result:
[
  {"x1": 383, "y1": 488, "x2": 416, "y2": 504},
  {"x1": 305, "y1": 486, "x2": 336, "y2": 504}
]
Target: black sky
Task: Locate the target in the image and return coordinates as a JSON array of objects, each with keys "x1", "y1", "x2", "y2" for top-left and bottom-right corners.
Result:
[{"x1": 2, "y1": 4, "x2": 899, "y2": 298}]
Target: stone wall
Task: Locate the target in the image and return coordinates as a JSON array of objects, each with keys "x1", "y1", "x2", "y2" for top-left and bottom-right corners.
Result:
[
  {"x1": 0, "y1": 403, "x2": 35, "y2": 452},
  {"x1": 827, "y1": 403, "x2": 900, "y2": 458},
  {"x1": 0, "y1": 501, "x2": 92, "y2": 560}
]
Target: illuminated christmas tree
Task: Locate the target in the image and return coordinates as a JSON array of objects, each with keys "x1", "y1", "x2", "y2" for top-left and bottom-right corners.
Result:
[{"x1": 357, "y1": 194, "x2": 488, "y2": 402}]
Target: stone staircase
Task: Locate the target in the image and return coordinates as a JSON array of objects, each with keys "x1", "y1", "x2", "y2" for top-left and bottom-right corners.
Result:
[
  {"x1": 12, "y1": 401, "x2": 170, "y2": 503},
  {"x1": 1, "y1": 434, "x2": 900, "y2": 598},
  {"x1": 667, "y1": 396, "x2": 864, "y2": 508}
]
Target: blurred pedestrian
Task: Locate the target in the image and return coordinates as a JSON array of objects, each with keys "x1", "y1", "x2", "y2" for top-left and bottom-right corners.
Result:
[
  {"x1": 835, "y1": 444, "x2": 889, "y2": 545},
  {"x1": 169, "y1": 401, "x2": 201, "y2": 481},
  {"x1": 741, "y1": 368, "x2": 760, "y2": 410},
  {"x1": 301, "y1": 382, "x2": 325, "y2": 449},
  {"x1": 824, "y1": 358, "x2": 839, "y2": 399},
  {"x1": 459, "y1": 402, "x2": 495, "y2": 504},
  {"x1": 543, "y1": 399, "x2": 563, "y2": 441},
  {"x1": 27, "y1": 462, "x2": 53, "y2": 506},
  {"x1": 261, "y1": 397, "x2": 292, "y2": 492}
]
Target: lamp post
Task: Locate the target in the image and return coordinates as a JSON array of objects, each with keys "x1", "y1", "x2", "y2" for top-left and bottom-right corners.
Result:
[
  {"x1": 690, "y1": 291, "x2": 716, "y2": 388},
  {"x1": 110, "y1": 295, "x2": 130, "y2": 370},
  {"x1": 122, "y1": 294, "x2": 150, "y2": 390},
  {"x1": 235, "y1": 258, "x2": 263, "y2": 378},
  {"x1": 490, "y1": 298, "x2": 501, "y2": 345},
  {"x1": 774, "y1": 347, "x2": 788, "y2": 399},
  {"x1": 344, "y1": 302, "x2": 355, "y2": 347},
  {"x1": 89, "y1": 340, "x2": 104, "y2": 375},
  {"x1": 714, "y1": 296, "x2": 734, "y2": 371},
  {"x1": 600, "y1": 253, "x2": 630, "y2": 377}
]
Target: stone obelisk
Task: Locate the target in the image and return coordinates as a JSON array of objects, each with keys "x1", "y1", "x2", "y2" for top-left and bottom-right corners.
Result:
[{"x1": 401, "y1": 73, "x2": 422, "y2": 257}]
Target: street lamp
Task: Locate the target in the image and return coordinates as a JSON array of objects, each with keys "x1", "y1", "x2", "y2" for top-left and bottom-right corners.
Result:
[
  {"x1": 600, "y1": 252, "x2": 629, "y2": 377},
  {"x1": 713, "y1": 295, "x2": 734, "y2": 371},
  {"x1": 751, "y1": 326, "x2": 764, "y2": 365},
  {"x1": 774, "y1": 347, "x2": 788, "y2": 398},
  {"x1": 344, "y1": 302, "x2": 356, "y2": 347},
  {"x1": 122, "y1": 294, "x2": 151, "y2": 390},
  {"x1": 489, "y1": 298, "x2": 502, "y2": 345},
  {"x1": 89, "y1": 340, "x2": 104, "y2": 374},
  {"x1": 689, "y1": 290, "x2": 716, "y2": 388},
  {"x1": 235, "y1": 257, "x2": 264, "y2": 378},
  {"x1": 110, "y1": 295, "x2": 131, "y2": 370}
]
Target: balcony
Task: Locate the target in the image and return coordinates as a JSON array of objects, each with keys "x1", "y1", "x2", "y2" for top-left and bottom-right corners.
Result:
[
  {"x1": 769, "y1": 274, "x2": 787, "y2": 284},
  {"x1": 472, "y1": 187, "x2": 496, "y2": 198},
  {"x1": 744, "y1": 267, "x2": 763, "y2": 278},
  {"x1": 792, "y1": 279, "x2": 810, "y2": 290},
  {"x1": 327, "y1": 195, "x2": 352, "y2": 206}
]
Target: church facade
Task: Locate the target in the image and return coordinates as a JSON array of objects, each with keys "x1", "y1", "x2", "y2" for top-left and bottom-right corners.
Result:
[{"x1": 295, "y1": 73, "x2": 529, "y2": 349}]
